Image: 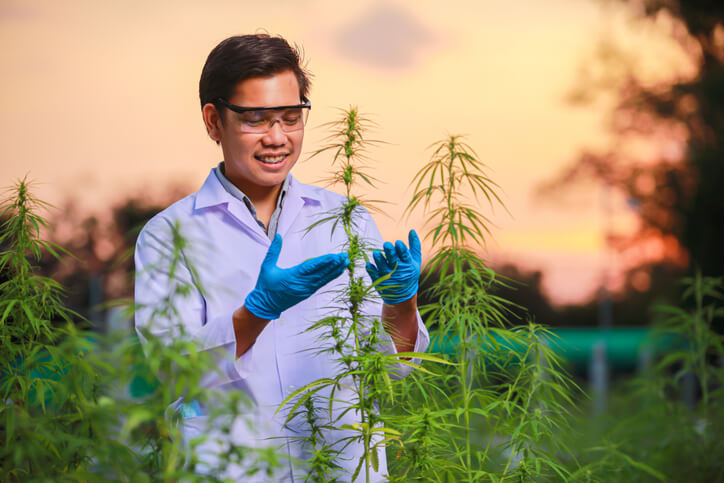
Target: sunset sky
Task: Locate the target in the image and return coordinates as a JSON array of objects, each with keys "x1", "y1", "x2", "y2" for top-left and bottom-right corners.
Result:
[{"x1": 0, "y1": 0, "x2": 692, "y2": 305}]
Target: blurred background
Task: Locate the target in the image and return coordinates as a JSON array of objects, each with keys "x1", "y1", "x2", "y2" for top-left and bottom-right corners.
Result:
[{"x1": 1, "y1": 0, "x2": 722, "y2": 383}]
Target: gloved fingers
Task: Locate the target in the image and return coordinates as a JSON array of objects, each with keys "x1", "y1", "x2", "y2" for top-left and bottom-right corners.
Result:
[
  {"x1": 373, "y1": 249, "x2": 390, "y2": 273},
  {"x1": 296, "y1": 253, "x2": 348, "y2": 277},
  {"x1": 314, "y1": 255, "x2": 349, "y2": 285},
  {"x1": 262, "y1": 234, "x2": 283, "y2": 268},
  {"x1": 383, "y1": 242, "x2": 399, "y2": 269},
  {"x1": 408, "y1": 229, "x2": 422, "y2": 264},
  {"x1": 335, "y1": 253, "x2": 351, "y2": 272},
  {"x1": 365, "y1": 262, "x2": 380, "y2": 281},
  {"x1": 395, "y1": 239, "x2": 411, "y2": 263}
]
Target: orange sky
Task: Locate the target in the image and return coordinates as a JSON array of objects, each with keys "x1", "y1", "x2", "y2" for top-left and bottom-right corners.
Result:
[{"x1": 0, "y1": 0, "x2": 692, "y2": 306}]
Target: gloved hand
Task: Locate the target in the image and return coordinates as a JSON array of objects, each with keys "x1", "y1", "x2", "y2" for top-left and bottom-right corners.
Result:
[
  {"x1": 244, "y1": 234, "x2": 350, "y2": 320},
  {"x1": 365, "y1": 229, "x2": 421, "y2": 304}
]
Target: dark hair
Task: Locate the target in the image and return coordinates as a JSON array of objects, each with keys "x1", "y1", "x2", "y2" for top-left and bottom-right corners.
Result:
[{"x1": 199, "y1": 34, "x2": 311, "y2": 121}]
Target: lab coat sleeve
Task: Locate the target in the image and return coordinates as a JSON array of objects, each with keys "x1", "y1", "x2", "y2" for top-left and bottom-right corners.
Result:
[
  {"x1": 360, "y1": 209, "x2": 430, "y2": 379},
  {"x1": 134, "y1": 218, "x2": 253, "y2": 388}
]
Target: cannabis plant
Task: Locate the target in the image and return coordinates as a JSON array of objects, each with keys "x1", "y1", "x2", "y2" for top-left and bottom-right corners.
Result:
[
  {"x1": 119, "y1": 216, "x2": 288, "y2": 481},
  {"x1": 654, "y1": 272, "x2": 724, "y2": 408},
  {"x1": 566, "y1": 273, "x2": 724, "y2": 482},
  {"x1": 277, "y1": 108, "x2": 445, "y2": 482},
  {"x1": 0, "y1": 179, "x2": 277, "y2": 481},
  {"x1": 0, "y1": 178, "x2": 119, "y2": 480},
  {"x1": 396, "y1": 135, "x2": 581, "y2": 481}
]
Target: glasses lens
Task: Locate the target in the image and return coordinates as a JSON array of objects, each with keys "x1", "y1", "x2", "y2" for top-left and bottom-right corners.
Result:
[
  {"x1": 238, "y1": 110, "x2": 268, "y2": 133},
  {"x1": 238, "y1": 107, "x2": 310, "y2": 133}
]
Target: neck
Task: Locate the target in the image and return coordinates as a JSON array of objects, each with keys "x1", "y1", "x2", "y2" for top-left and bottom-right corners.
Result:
[
  {"x1": 244, "y1": 182, "x2": 282, "y2": 212},
  {"x1": 224, "y1": 168, "x2": 284, "y2": 225}
]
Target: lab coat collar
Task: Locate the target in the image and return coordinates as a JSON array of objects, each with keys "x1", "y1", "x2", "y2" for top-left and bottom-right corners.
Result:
[
  {"x1": 193, "y1": 169, "x2": 322, "y2": 241},
  {"x1": 277, "y1": 175, "x2": 322, "y2": 238},
  {"x1": 195, "y1": 168, "x2": 235, "y2": 210},
  {"x1": 194, "y1": 169, "x2": 322, "y2": 209}
]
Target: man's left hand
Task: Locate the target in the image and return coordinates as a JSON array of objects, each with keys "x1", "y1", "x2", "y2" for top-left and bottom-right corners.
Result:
[{"x1": 366, "y1": 229, "x2": 421, "y2": 304}]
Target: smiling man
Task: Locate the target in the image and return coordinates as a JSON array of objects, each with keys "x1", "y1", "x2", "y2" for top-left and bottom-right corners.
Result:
[{"x1": 133, "y1": 34, "x2": 429, "y2": 481}]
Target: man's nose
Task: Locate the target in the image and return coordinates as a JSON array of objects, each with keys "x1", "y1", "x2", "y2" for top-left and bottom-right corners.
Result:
[{"x1": 262, "y1": 120, "x2": 287, "y2": 145}]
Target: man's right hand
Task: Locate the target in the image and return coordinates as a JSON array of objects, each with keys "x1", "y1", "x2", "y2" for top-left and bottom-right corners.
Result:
[{"x1": 244, "y1": 234, "x2": 350, "y2": 320}]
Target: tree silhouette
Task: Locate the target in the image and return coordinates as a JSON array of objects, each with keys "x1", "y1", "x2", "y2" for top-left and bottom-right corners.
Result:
[
  {"x1": 39, "y1": 187, "x2": 189, "y2": 328},
  {"x1": 541, "y1": 1, "x2": 724, "y2": 284}
]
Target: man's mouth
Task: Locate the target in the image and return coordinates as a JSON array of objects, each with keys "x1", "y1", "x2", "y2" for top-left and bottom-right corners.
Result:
[{"x1": 255, "y1": 154, "x2": 288, "y2": 165}]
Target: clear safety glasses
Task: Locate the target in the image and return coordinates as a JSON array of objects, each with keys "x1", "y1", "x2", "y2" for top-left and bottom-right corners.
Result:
[{"x1": 215, "y1": 96, "x2": 311, "y2": 133}]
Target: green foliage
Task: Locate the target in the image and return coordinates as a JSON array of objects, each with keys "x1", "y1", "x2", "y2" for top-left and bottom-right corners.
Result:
[
  {"x1": 0, "y1": 178, "x2": 108, "y2": 481},
  {"x1": 278, "y1": 107, "x2": 449, "y2": 482},
  {"x1": 406, "y1": 136, "x2": 504, "y2": 251},
  {"x1": 653, "y1": 273, "x2": 724, "y2": 407},
  {"x1": 389, "y1": 135, "x2": 583, "y2": 482},
  {"x1": 279, "y1": 107, "x2": 392, "y2": 482},
  {"x1": 398, "y1": 135, "x2": 722, "y2": 482},
  {"x1": 3, "y1": 127, "x2": 722, "y2": 482},
  {"x1": 0, "y1": 179, "x2": 279, "y2": 481},
  {"x1": 564, "y1": 273, "x2": 724, "y2": 482}
]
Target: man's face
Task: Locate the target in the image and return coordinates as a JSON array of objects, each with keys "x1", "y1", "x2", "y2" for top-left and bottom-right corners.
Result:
[{"x1": 214, "y1": 70, "x2": 304, "y2": 193}]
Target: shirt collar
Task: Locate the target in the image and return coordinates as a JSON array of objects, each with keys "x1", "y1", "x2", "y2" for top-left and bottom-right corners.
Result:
[
  {"x1": 194, "y1": 165, "x2": 322, "y2": 211},
  {"x1": 213, "y1": 162, "x2": 291, "y2": 211}
]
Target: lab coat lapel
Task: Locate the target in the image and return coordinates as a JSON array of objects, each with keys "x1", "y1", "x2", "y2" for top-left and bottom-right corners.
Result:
[
  {"x1": 194, "y1": 170, "x2": 269, "y2": 246},
  {"x1": 276, "y1": 187, "x2": 305, "y2": 240},
  {"x1": 277, "y1": 175, "x2": 322, "y2": 240},
  {"x1": 224, "y1": 201, "x2": 270, "y2": 245}
]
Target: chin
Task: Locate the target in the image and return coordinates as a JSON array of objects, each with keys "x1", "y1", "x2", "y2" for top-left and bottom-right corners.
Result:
[{"x1": 257, "y1": 172, "x2": 289, "y2": 186}]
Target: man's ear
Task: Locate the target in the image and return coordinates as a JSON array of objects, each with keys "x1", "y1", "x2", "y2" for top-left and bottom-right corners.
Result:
[{"x1": 202, "y1": 103, "x2": 224, "y2": 144}]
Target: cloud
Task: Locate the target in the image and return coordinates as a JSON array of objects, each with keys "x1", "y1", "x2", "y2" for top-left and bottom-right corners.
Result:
[
  {"x1": 333, "y1": 3, "x2": 438, "y2": 71},
  {"x1": 0, "y1": 3, "x2": 39, "y2": 22}
]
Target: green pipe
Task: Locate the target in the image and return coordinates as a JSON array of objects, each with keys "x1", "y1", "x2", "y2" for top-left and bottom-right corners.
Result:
[
  {"x1": 429, "y1": 327, "x2": 681, "y2": 371},
  {"x1": 126, "y1": 327, "x2": 680, "y2": 399},
  {"x1": 550, "y1": 327, "x2": 678, "y2": 370}
]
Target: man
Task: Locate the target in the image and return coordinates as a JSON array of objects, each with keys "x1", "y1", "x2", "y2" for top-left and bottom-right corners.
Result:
[{"x1": 134, "y1": 34, "x2": 429, "y2": 481}]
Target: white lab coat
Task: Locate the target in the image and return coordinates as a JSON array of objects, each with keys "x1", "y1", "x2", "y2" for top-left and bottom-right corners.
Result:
[{"x1": 134, "y1": 170, "x2": 429, "y2": 481}]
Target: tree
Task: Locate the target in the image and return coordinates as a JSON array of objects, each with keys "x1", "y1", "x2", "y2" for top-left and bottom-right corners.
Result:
[
  {"x1": 39, "y1": 186, "x2": 189, "y2": 328},
  {"x1": 541, "y1": 0, "x2": 724, "y2": 287}
]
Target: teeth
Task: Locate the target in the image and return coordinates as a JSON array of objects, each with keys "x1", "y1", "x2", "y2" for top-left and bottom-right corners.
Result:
[{"x1": 257, "y1": 155, "x2": 285, "y2": 164}]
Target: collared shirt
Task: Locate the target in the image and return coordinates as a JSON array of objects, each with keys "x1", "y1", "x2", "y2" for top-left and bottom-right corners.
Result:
[
  {"x1": 134, "y1": 169, "x2": 429, "y2": 482},
  {"x1": 213, "y1": 162, "x2": 289, "y2": 240}
]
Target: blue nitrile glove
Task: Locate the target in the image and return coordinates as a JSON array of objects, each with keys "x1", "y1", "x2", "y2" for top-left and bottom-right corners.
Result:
[
  {"x1": 244, "y1": 234, "x2": 350, "y2": 320},
  {"x1": 365, "y1": 229, "x2": 421, "y2": 304}
]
